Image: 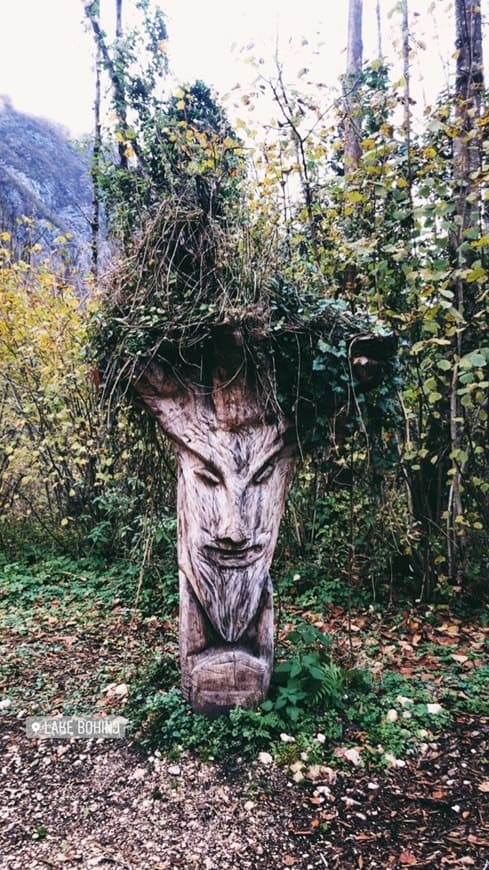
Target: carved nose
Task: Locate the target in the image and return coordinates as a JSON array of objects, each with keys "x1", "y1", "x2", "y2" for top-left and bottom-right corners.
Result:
[
  {"x1": 217, "y1": 518, "x2": 248, "y2": 549},
  {"x1": 217, "y1": 531, "x2": 248, "y2": 549}
]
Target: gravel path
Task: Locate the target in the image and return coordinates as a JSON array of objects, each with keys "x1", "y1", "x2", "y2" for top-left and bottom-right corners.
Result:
[{"x1": 1, "y1": 716, "x2": 488, "y2": 869}]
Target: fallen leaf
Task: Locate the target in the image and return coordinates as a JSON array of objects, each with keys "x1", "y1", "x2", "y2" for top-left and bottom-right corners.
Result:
[
  {"x1": 334, "y1": 746, "x2": 362, "y2": 767},
  {"x1": 437, "y1": 622, "x2": 460, "y2": 636},
  {"x1": 284, "y1": 856, "x2": 296, "y2": 866},
  {"x1": 399, "y1": 849, "x2": 417, "y2": 865},
  {"x1": 384, "y1": 753, "x2": 406, "y2": 768},
  {"x1": 306, "y1": 764, "x2": 322, "y2": 781},
  {"x1": 477, "y1": 780, "x2": 489, "y2": 793}
]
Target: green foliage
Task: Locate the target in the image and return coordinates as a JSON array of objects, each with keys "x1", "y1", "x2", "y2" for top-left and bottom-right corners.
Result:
[
  {"x1": 264, "y1": 624, "x2": 348, "y2": 723},
  {"x1": 129, "y1": 620, "x2": 372, "y2": 759},
  {"x1": 144, "y1": 80, "x2": 245, "y2": 205},
  {"x1": 85, "y1": 0, "x2": 243, "y2": 243},
  {"x1": 232, "y1": 44, "x2": 489, "y2": 597},
  {"x1": 129, "y1": 685, "x2": 285, "y2": 760},
  {"x1": 0, "y1": 553, "x2": 172, "y2": 616}
]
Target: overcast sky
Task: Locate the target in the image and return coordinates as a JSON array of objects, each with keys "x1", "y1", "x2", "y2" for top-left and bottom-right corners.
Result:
[{"x1": 0, "y1": 0, "x2": 472, "y2": 138}]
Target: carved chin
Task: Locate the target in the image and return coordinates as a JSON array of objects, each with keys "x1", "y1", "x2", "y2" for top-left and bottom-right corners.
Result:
[{"x1": 187, "y1": 558, "x2": 268, "y2": 643}]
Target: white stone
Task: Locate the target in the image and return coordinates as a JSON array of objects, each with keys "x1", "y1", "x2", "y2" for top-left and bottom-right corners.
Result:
[
  {"x1": 258, "y1": 751, "x2": 273, "y2": 765},
  {"x1": 427, "y1": 703, "x2": 443, "y2": 714},
  {"x1": 383, "y1": 753, "x2": 406, "y2": 769}
]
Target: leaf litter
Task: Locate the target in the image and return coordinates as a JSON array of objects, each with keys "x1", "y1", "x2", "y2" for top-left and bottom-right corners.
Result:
[{"x1": 0, "y1": 588, "x2": 487, "y2": 867}]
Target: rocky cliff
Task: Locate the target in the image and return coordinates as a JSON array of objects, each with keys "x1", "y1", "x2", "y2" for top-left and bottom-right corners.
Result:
[{"x1": 0, "y1": 96, "x2": 92, "y2": 273}]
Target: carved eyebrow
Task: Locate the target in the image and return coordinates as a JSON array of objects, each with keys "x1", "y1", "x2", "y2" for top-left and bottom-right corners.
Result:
[
  {"x1": 194, "y1": 460, "x2": 223, "y2": 484},
  {"x1": 175, "y1": 435, "x2": 289, "y2": 485},
  {"x1": 249, "y1": 446, "x2": 284, "y2": 484},
  {"x1": 174, "y1": 438, "x2": 227, "y2": 482}
]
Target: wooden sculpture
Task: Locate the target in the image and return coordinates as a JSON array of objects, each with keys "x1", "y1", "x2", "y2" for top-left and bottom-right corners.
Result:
[{"x1": 134, "y1": 361, "x2": 296, "y2": 715}]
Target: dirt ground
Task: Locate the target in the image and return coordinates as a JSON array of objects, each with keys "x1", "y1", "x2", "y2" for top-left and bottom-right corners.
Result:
[
  {"x1": 0, "y1": 713, "x2": 487, "y2": 869},
  {"x1": 1, "y1": 569, "x2": 488, "y2": 869}
]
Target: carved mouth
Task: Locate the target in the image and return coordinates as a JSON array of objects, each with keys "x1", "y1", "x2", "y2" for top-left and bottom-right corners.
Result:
[{"x1": 204, "y1": 545, "x2": 263, "y2": 568}]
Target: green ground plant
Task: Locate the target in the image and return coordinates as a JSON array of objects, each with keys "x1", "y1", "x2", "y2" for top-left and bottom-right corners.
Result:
[{"x1": 1, "y1": 556, "x2": 486, "y2": 768}]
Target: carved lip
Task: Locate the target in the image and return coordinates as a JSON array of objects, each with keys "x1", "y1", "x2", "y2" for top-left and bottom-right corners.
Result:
[{"x1": 204, "y1": 544, "x2": 263, "y2": 568}]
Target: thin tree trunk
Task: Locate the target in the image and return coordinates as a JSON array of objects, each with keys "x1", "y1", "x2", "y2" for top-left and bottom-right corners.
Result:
[
  {"x1": 84, "y1": 0, "x2": 137, "y2": 172},
  {"x1": 448, "y1": 0, "x2": 484, "y2": 580},
  {"x1": 344, "y1": 0, "x2": 363, "y2": 173},
  {"x1": 114, "y1": 0, "x2": 128, "y2": 169},
  {"x1": 453, "y1": 0, "x2": 484, "y2": 259},
  {"x1": 401, "y1": 0, "x2": 412, "y2": 185},
  {"x1": 343, "y1": 0, "x2": 363, "y2": 301},
  {"x1": 376, "y1": 0, "x2": 383, "y2": 59},
  {"x1": 116, "y1": 0, "x2": 123, "y2": 38},
  {"x1": 91, "y1": 44, "x2": 102, "y2": 280}
]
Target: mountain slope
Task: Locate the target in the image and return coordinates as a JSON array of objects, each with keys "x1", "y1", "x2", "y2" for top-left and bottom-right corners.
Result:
[{"x1": 0, "y1": 96, "x2": 92, "y2": 270}]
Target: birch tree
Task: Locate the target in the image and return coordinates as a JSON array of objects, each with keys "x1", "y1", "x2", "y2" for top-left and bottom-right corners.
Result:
[{"x1": 344, "y1": 0, "x2": 363, "y2": 174}]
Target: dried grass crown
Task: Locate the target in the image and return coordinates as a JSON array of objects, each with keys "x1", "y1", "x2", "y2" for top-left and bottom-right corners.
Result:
[{"x1": 92, "y1": 192, "x2": 398, "y2": 446}]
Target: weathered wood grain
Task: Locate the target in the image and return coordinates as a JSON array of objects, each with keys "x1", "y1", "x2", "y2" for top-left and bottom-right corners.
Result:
[{"x1": 134, "y1": 364, "x2": 296, "y2": 714}]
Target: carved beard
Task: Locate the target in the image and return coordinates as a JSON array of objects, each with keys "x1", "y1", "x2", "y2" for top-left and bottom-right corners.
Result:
[{"x1": 185, "y1": 551, "x2": 269, "y2": 643}]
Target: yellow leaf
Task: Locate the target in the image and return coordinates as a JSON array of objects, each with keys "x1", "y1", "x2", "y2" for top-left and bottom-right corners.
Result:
[{"x1": 346, "y1": 191, "x2": 365, "y2": 203}]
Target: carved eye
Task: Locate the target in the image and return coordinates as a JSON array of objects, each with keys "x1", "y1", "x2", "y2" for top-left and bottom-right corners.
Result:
[
  {"x1": 195, "y1": 466, "x2": 221, "y2": 487},
  {"x1": 253, "y1": 461, "x2": 275, "y2": 485}
]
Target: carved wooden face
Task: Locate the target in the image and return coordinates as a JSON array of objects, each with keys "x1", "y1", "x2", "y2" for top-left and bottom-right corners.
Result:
[
  {"x1": 176, "y1": 423, "x2": 294, "y2": 642},
  {"x1": 133, "y1": 366, "x2": 296, "y2": 644}
]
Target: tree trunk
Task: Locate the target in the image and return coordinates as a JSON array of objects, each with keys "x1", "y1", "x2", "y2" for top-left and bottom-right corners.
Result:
[
  {"x1": 133, "y1": 364, "x2": 296, "y2": 715},
  {"x1": 401, "y1": 0, "x2": 412, "y2": 181},
  {"x1": 344, "y1": 0, "x2": 363, "y2": 173},
  {"x1": 376, "y1": 0, "x2": 383, "y2": 59},
  {"x1": 91, "y1": 44, "x2": 102, "y2": 280},
  {"x1": 343, "y1": 0, "x2": 363, "y2": 302},
  {"x1": 448, "y1": 0, "x2": 484, "y2": 580},
  {"x1": 116, "y1": 0, "x2": 123, "y2": 38},
  {"x1": 84, "y1": 0, "x2": 131, "y2": 171},
  {"x1": 114, "y1": 0, "x2": 128, "y2": 170},
  {"x1": 453, "y1": 0, "x2": 484, "y2": 266}
]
